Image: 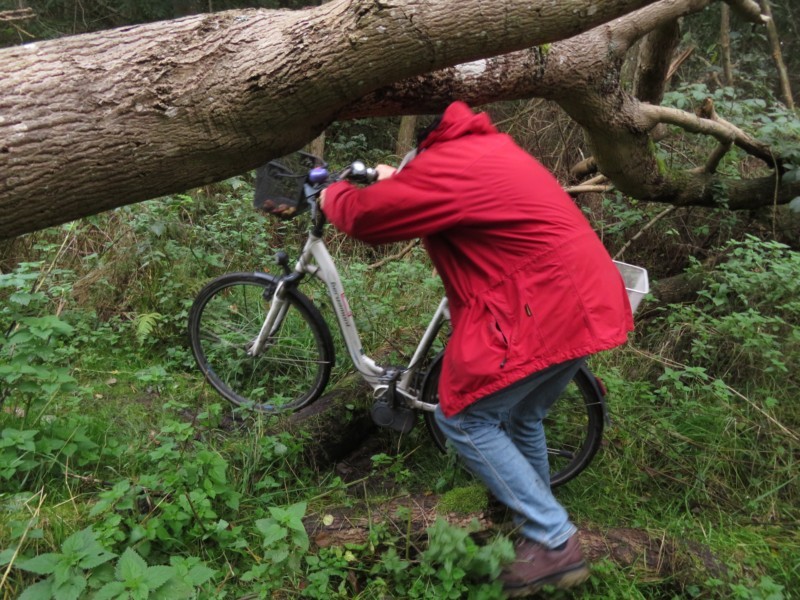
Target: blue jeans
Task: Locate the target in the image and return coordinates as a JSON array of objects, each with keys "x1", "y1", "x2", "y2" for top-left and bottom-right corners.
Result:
[{"x1": 434, "y1": 357, "x2": 586, "y2": 548}]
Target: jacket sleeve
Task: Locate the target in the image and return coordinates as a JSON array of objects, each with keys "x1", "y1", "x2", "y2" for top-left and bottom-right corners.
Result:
[{"x1": 322, "y1": 159, "x2": 465, "y2": 245}]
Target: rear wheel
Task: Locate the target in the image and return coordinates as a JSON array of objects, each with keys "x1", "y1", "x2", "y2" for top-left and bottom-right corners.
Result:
[
  {"x1": 188, "y1": 272, "x2": 334, "y2": 412},
  {"x1": 422, "y1": 357, "x2": 605, "y2": 488}
]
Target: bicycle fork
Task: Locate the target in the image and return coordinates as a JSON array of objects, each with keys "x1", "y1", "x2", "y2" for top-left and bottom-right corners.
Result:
[{"x1": 246, "y1": 279, "x2": 292, "y2": 356}]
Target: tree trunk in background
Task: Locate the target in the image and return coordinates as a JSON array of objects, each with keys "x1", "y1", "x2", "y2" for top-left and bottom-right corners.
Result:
[
  {"x1": 395, "y1": 115, "x2": 417, "y2": 157},
  {"x1": 633, "y1": 21, "x2": 680, "y2": 103},
  {"x1": 720, "y1": 3, "x2": 733, "y2": 86},
  {"x1": 307, "y1": 132, "x2": 326, "y2": 160},
  {"x1": 759, "y1": 0, "x2": 794, "y2": 109}
]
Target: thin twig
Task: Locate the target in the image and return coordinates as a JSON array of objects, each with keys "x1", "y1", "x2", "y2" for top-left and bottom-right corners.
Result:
[
  {"x1": 367, "y1": 240, "x2": 418, "y2": 270},
  {"x1": 614, "y1": 206, "x2": 676, "y2": 259},
  {"x1": 666, "y1": 46, "x2": 695, "y2": 81},
  {"x1": 565, "y1": 184, "x2": 614, "y2": 195}
]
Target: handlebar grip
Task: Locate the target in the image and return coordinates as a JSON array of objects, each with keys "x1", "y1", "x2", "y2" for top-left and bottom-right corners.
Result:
[{"x1": 347, "y1": 161, "x2": 378, "y2": 184}]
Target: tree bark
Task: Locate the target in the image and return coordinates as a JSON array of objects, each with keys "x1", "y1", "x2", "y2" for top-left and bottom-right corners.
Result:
[
  {"x1": 340, "y1": 0, "x2": 798, "y2": 212},
  {"x1": 633, "y1": 21, "x2": 680, "y2": 104},
  {"x1": 759, "y1": 0, "x2": 795, "y2": 110},
  {"x1": 720, "y1": 3, "x2": 733, "y2": 86},
  {"x1": 306, "y1": 132, "x2": 326, "y2": 160},
  {"x1": 395, "y1": 115, "x2": 417, "y2": 157},
  {"x1": 0, "y1": 0, "x2": 661, "y2": 239}
]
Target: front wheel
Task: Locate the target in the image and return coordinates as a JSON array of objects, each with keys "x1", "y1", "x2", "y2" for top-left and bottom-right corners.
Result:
[
  {"x1": 421, "y1": 357, "x2": 605, "y2": 488},
  {"x1": 188, "y1": 272, "x2": 334, "y2": 412}
]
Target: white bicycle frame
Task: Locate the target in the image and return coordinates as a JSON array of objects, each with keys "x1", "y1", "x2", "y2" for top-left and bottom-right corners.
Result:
[{"x1": 249, "y1": 231, "x2": 448, "y2": 412}]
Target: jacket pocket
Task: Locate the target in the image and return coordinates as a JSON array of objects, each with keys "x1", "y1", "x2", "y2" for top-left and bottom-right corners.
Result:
[
  {"x1": 447, "y1": 294, "x2": 510, "y2": 396},
  {"x1": 513, "y1": 276, "x2": 551, "y2": 358},
  {"x1": 483, "y1": 297, "x2": 510, "y2": 368}
]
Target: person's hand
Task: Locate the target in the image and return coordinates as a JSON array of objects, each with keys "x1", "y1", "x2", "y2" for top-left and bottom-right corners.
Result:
[
  {"x1": 321, "y1": 163, "x2": 395, "y2": 211},
  {"x1": 375, "y1": 164, "x2": 397, "y2": 181}
]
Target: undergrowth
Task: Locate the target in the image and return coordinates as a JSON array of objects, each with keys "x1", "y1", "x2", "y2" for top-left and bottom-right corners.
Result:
[{"x1": 1, "y1": 171, "x2": 798, "y2": 598}]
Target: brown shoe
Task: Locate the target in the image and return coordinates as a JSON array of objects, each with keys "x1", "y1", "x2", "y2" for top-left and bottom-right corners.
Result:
[{"x1": 499, "y1": 533, "x2": 589, "y2": 598}]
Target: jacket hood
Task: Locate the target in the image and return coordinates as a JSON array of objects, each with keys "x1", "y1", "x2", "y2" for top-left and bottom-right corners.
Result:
[{"x1": 419, "y1": 101, "x2": 497, "y2": 149}]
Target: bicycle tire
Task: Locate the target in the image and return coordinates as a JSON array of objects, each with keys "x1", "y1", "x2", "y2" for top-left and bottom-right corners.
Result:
[
  {"x1": 421, "y1": 356, "x2": 605, "y2": 488},
  {"x1": 188, "y1": 272, "x2": 334, "y2": 412}
]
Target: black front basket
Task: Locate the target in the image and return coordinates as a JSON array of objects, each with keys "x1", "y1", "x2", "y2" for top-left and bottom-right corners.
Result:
[{"x1": 253, "y1": 152, "x2": 321, "y2": 220}]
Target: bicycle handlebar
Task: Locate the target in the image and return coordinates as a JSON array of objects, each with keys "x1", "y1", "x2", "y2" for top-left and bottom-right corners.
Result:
[
  {"x1": 254, "y1": 154, "x2": 377, "y2": 223},
  {"x1": 303, "y1": 160, "x2": 377, "y2": 235},
  {"x1": 308, "y1": 160, "x2": 378, "y2": 189}
]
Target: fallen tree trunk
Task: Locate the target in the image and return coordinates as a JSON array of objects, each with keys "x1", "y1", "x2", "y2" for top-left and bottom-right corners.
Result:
[{"x1": 1, "y1": 0, "x2": 660, "y2": 239}]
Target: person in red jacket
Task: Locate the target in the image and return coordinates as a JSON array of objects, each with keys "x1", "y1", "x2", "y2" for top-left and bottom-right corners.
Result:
[{"x1": 322, "y1": 101, "x2": 632, "y2": 596}]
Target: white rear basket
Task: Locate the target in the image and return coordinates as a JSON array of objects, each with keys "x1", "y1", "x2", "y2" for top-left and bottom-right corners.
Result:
[{"x1": 613, "y1": 261, "x2": 649, "y2": 314}]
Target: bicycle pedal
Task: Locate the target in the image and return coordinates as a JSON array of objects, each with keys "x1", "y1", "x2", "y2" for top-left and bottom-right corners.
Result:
[{"x1": 371, "y1": 397, "x2": 416, "y2": 434}]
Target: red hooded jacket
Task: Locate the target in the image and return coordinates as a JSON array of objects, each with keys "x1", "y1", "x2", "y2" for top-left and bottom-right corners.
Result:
[{"x1": 323, "y1": 102, "x2": 633, "y2": 416}]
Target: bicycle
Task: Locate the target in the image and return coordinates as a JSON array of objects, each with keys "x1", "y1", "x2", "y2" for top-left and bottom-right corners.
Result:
[{"x1": 188, "y1": 152, "x2": 626, "y2": 488}]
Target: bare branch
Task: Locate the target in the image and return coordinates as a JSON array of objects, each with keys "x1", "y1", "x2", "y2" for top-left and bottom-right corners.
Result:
[
  {"x1": 367, "y1": 240, "x2": 418, "y2": 270},
  {"x1": 565, "y1": 184, "x2": 614, "y2": 195},
  {"x1": 614, "y1": 0, "x2": 712, "y2": 51},
  {"x1": 584, "y1": 175, "x2": 609, "y2": 186},
  {"x1": 723, "y1": 0, "x2": 768, "y2": 23},
  {"x1": 720, "y1": 4, "x2": 733, "y2": 85},
  {"x1": 666, "y1": 46, "x2": 695, "y2": 81},
  {"x1": 638, "y1": 102, "x2": 776, "y2": 166},
  {"x1": 570, "y1": 157, "x2": 598, "y2": 179},
  {"x1": 0, "y1": 9, "x2": 35, "y2": 22},
  {"x1": 760, "y1": 0, "x2": 795, "y2": 110},
  {"x1": 1, "y1": 0, "x2": 668, "y2": 239},
  {"x1": 614, "y1": 206, "x2": 676, "y2": 259},
  {"x1": 696, "y1": 142, "x2": 733, "y2": 174}
]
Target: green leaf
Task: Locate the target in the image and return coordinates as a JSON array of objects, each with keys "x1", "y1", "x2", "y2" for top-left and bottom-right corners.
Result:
[
  {"x1": 185, "y1": 564, "x2": 215, "y2": 586},
  {"x1": 143, "y1": 565, "x2": 175, "y2": 590},
  {"x1": 0, "y1": 547, "x2": 17, "y2": 567},
  {"x1": 93, "y1": 581, "x2": 126, "y2": 600},
  {"x1": 60, "y1": 527, "x2": 95, "y2": 556},
  {"x1": 79, "y1": 547, "x2": 116, "y2": 570},
  {"x1": 255, "y1": 521, "x2": 287, "y2": 547},
  {"x1": 133, "y1": 312, "x2": 162, "y2": 345},
  {"x1": 16, "y1": 552, "x2": 60, "y2": 574},
  {"x1": 149, "y1": 578, "x2": 194, "y2": 600},
  {"x1": 285, "y1": 501, "x2": 307, "y2": 523},
  {"x1": 18, "y1": 580, "x2": 54, "y2": 600},
  {"x1": 9, "y1": 291, "x2": 35, "y2": 306},
  {"x1": 50, "y1": 575, "x2": 86, "y2": 600},
  {"x1": 116, "y1": 547, "x2": 147, "y2": 582}
]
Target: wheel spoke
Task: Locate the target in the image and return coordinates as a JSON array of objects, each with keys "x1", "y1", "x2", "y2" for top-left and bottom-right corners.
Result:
[{"x1": 189, "y1": 275, "x2": 333, "y2": 413}]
